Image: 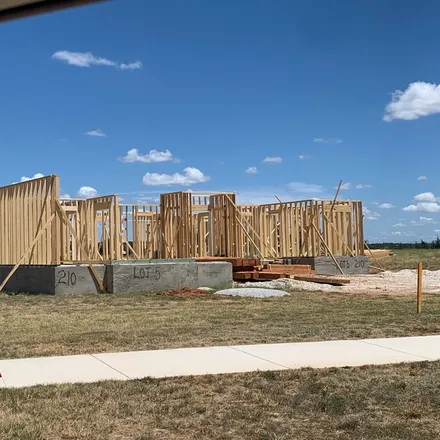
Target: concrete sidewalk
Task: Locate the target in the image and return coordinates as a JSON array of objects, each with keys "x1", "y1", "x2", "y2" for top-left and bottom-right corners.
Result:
[{"x1": 1, "y1": 335, "x2": 440, "y2": 389}]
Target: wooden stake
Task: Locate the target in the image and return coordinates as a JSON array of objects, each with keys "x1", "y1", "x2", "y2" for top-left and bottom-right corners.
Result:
[
  {"x1": 0, "y1": 214, "x2": 55, "y2": 292},
  {"x1": 417, "y1": 262, "x2": 423, "y2": 314}
]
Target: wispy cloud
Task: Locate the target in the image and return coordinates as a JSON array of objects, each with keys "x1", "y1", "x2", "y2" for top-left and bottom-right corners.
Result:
[
  {"x1": 298, "y1": 155, "x2": 311, "y2": 160},
  {"x1": 339, "y1": 183, "x2": 352, "y2": 190},
  {"x1": 52, "y1": 51, "x2": 143, "y2": 70},
  {"x1": 77, "y1": 186, "x2": 98, "y2": 198},
  {"x1": 337, "y1": 183, "x2": 372, "y2": 191},
  {"x1": 287, "y1": 182, "x2": 324, "y2": 195},
  {"x1": 392, "y1": 231, "x2": 415, "y2": 237},
  {"x1": 393, "y1": 223, "x2": 406, "y2": 228},
  {"x1": 86, "y1": 129, "x2": 106, "y2": 137},
  {"x1": 379, "y1": 203, "x2": 394, "y2": 209},
  {"x1": 120, "y1": 148, "x2": 175, "y2": 163},
  {"x1": 245, "y1": 167, "x2": 258, "y2": 174},
  {"x1": 411, "y1": 216, "x2": 437, "y2": 226},
  {"x1": 417, "y1": 175, "x2": 428, "y2": 180},
  {"x1": 383, "y1": 82, "x2": 440, "y2": 121},
  {"x1": 20, "y1": 173, "x2": 44, "y2": 182},
  {"x1": 263, "y1": 156, "x2": 282, "y2": 164},
  {"x1": 313, "y1": 137, "x2": 342, "y2": 144},
  {"x1": 363, "y1": 207, "x2": 381, "y2": 220},
  {"x1": 142, "y1": 167, "x2": 209, "y2": 186}
]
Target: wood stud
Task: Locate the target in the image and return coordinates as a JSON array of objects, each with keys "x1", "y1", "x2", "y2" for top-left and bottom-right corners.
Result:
[{"x1": 0, "y1": 181, "x2": 365, "y2": 264}]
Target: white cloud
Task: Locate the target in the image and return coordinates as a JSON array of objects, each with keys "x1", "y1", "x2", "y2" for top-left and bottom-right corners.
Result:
[
  {"x1": 20, "y1": 173, "x2": 44, "y2": 182},
  {"x1": 417, "y1": 175, "x2": 428, "y2": 180},
  {"x1": 237, "y1": 183, "x2": 332, "y2": 205},
  {"x1": 142, "y1": 167, "x2": 209, "y2": 186},
  {"x1": 263, "y1": 156, "x2": 282, "y2": 164},
  {"x1": 383, "y1": 82, "x2": 440, "y2": 121},
  {"x1": 435, "y1": 229, "x2": 440, "y2": 234},
  {"x1": 414, "y1": 192, "x2": 437, "y2": 202},
  {"x1": 403, "y1": 203, "x2": 440, "y2": 213},
  {"x1": 77, "y1": 186, "x2": 98, "y2": 198},
  {"x1": 393, "y1": 223, "x2": 406, "y2": 227},
  {"x1": 298, "y1": 155, "x2": 310, "y2": 160},
  {"x1": 245, "y1": 167, "x2": 258, "y2": 174},
  {"x1": 86, "y1": 129, "x2": 106, "y2": 137},
  {"x1": 403, "y1": 192, "x2": 440, "y2": 212},
  {"x1": 339, "y1": 183, "x2": 352, "y2": 190},
  {"x1": 287, "y1": 182, "x2": 323, "y2": 194},
  {"x1": 120, "y1": 148, "x2": 175, "y2": 163},
  {"x1": 61, "y1": 193, "x2": 71, "y2": 199},
  {"x1": 355, "y1": 184, "x2": 372, "y2": 189},
  {"x1": 119, "y1": 61, "x2": 143, "y2": 71},
  {"x1": 363, "y1": 207, "x2": 380, "y2": 220},
  {"x1": 392, "y1": 231, "x2": 402, "y2": 236},
  {"x1": 411, "y1": 216, "x2": 437, "y2": 226},
  {"x1": 313, "y1": 137, "x2": 342, "y2": 144},
  {"x1": 379, "y1": 203, "x2": 394, "y2": 209},
  {"x1": 52, "y1": 51, "x2": 142, "y2": 70}
]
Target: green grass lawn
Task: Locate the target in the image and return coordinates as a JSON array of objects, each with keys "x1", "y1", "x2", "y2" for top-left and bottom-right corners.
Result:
[
  {"x1": 2, "y1": 362, "x2": 440, "y2": 439},
  {"x1": 375, "y1": 248, "x2": 440, "y2": 271},
  {"x1": 1, "y1": 290, "x2": 440, "y2": 360}
]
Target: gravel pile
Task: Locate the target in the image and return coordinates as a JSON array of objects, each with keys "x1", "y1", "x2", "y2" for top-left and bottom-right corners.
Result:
[
  {"x1": 214, "y1": 288, "x2": 290, "y2": 298},
  {"x1": 241, "y1": 269, "x2": 440, "y2": 296}
]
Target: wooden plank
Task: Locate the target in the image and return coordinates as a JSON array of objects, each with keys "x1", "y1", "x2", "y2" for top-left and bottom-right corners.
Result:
[{"x1": 293, "y1": 275, "x2": 350, "y2": 286}]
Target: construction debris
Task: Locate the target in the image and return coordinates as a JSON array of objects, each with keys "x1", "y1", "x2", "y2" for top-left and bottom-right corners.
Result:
[
  {"x1": 196, "y1": 257, "x2": 315, "y2": 281},
  {"x1": 293, "y1": 275, "x2": 350, "y2": 286}
]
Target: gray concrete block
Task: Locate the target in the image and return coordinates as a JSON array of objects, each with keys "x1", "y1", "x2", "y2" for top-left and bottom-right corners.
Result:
[
  {"x1": 284, "y1": 256, "x2": 369, "y2": 275},
  {"x1": 197, "y1": 262, "x2": 233, "y2": 289},
  {"x1": 54, "y1": 265, "x2": 106, "y2": 295},
  {"x1": 0, "y1": 265, "x2": 55, "y2": 294},
  {"x1": 106, "y1": 263, "x2": 199, "y2": 293}
]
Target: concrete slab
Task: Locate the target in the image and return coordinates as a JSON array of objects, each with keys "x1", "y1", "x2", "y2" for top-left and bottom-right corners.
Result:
[
  {"x1": 197, "y1": 262, "x2": 233, "y2": 289},
  {"x1": 94, "y1": 346, "x2": 286, "y2": 379},
  {"x1": 54, "y1": 265, "x2": 106, "y2": 295},
  {"x1": 0, "y1": 265, "x2": 54, "y2": 294},
  {"x1": 361, "y1": 335, "x2": 440, "y2": 360},
  {"x1": 107, "y1": 262, "x2": 199, "y2": 293},
  {"x1": 287, "y1": 256, "x2": 370, "y2": 275},
  {"x1": 0, "y1": 354, "x2": 127, "y2": 388},
  {"x1": 231, "y1": 340, "x2": 426, "y2": 369}
]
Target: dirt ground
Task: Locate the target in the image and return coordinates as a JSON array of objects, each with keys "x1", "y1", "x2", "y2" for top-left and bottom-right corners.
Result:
[{"x1": 245, "y1": 269, "x2": 440, "y2": 295}]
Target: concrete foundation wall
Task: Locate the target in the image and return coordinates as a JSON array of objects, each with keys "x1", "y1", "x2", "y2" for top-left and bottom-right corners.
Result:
[
  {"x1": 282, "y1": 256, "x2": 369, "y2": 275},
  {"x1": 0, "y1": 261, "x2": 232, "y2": 295},
  {"x1": 54, "y1": 266, "x2": 107, "y2": 295},
  {"x1": 0, "y1": 266, "x2": 55, "y2": 294}
]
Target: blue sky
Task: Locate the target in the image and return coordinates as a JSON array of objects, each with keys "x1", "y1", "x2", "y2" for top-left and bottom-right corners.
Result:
[{"x1": 2, "y1": 0, "x2": 440, "y2": 243}]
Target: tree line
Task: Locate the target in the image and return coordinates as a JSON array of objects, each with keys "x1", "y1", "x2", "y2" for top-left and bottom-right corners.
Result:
[{"x1": 367, "y1": 238, "x2": 440, "y2": 249}]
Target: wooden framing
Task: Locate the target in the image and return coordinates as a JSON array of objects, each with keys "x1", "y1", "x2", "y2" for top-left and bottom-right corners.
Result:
[{"x1": 0, "y1": 180, "x2": 365, "y2": 266}]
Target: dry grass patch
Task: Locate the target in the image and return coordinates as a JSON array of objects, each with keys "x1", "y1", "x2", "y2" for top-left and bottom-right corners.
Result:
[
  {"x1": 376, "y1": 249, "x2": 440, "y2": 271},
  {"x1": 1, "y1": 362, "x2": 440, "y2": 439},
  {"x1": 1, "y1": 291, "x2": 440, "y2": 360}
]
